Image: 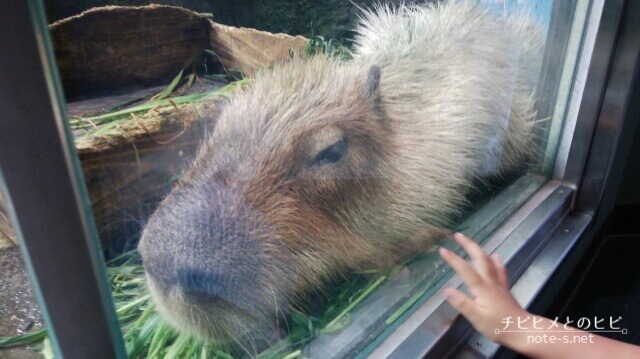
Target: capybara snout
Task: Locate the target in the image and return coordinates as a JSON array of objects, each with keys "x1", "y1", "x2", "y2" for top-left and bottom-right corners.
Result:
[
  {"x1": 140, "y1": 183, "x2": 290, "y2": 344},
  {"x1": 139, "y1": 62, "x2": 393, "y2": 345}
]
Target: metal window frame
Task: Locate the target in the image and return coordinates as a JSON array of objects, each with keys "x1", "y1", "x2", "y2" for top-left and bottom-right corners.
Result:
[
  {"x1": 0, "y1": 0, "x2": 638, "y2": 358},
  {"x1": 0, "y1": 1, "x2": 126, "y2": 358}
]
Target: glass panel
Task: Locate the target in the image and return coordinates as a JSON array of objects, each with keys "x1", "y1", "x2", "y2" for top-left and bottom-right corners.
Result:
[
  {"x1": 19, "y1": 0, "x2": 592, "y2": 357},
  {"x1": 0, "y1": 193, "x2": 49, "y2": 358}
]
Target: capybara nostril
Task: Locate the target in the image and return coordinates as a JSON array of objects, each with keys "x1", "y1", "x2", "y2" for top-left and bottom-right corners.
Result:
[{"x1": 177, "y1": 269, "x2": 228, "y2": 300}]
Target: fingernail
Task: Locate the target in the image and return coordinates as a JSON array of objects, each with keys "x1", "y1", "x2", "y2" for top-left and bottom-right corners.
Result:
[{"x1": 439, "y1": 247, "x2": 449, "y2": 256}]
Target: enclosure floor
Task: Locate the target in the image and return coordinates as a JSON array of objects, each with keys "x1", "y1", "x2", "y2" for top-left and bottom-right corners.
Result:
[{"x1": 0, "y1": 235, "x2": 43, "y2": 359}]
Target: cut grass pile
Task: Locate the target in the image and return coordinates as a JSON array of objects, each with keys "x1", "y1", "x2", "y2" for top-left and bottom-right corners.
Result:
[
  {"x1": 0, "y1": 248, "x2": 394, "y2": 359},
  {"x1": 305, "y1": 35, "x2": 352, "y2": 61},
  {"x1": 70, "y1": 77, "x2": 248, "y2": 141},
  {"x1": 69, "y1": 48, "x2": 247, "y2": 138}
]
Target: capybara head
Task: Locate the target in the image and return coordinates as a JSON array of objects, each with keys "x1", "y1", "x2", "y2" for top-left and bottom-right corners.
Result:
[{"x1": 137, "y1": 57, "x2": 396, "y2": 347}]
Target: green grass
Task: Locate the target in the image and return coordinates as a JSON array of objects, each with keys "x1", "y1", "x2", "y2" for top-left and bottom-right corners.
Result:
[
  {"x1": 71, "y1": 78, "x2": 249, "y2": 139},
  {"x1": 0, "y1": 248, "x2": 392, "y2": 358},
  {"x1": 0, "y1": 328, "x2": 47, "y2": 348},
  {"x1": 305, "y1": 35, "x2": 352, "y2": 61}
]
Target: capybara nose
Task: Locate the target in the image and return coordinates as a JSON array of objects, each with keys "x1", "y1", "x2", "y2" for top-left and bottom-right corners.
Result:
[{"x1": 177, "y1": 269, "x2": 228, "y2": 300}]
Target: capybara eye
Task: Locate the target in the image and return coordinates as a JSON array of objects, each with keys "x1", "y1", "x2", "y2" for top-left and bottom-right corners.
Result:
[{"x1": 309, "y1": 138, "x2": 349, "y2": 168}]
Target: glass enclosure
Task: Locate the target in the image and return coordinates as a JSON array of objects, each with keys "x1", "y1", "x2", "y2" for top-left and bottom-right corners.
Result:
[{"x1": 0, "y1": 0, "x2": 604, "y2": 358}]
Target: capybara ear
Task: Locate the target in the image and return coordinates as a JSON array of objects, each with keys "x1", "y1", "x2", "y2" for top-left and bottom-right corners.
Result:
[{"x1": 364, "y1": 65, "x2": 381, "y2": 102}]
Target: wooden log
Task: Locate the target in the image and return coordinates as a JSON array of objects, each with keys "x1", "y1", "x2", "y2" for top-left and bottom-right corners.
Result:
[
  {"x1": 0, "y1": 5, "x2": 309, "y2": 245},
  {"x1": 49, "y1": 4, "x2": 308, "y2": 98},
  {"x1": 49, "y1": 5, "x2": 214, "y2": 100},
  {"x1": 208, "y1": 22, "x2": 308, "y2": 77}
]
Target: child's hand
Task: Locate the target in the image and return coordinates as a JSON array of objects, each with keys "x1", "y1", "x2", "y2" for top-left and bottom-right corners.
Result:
[
  {"x1": 440, "y1": 233, "x2": 640, "y2": 359},
  {"x1": 439, "y1": 233, "x2": 528, "y2": 344}
]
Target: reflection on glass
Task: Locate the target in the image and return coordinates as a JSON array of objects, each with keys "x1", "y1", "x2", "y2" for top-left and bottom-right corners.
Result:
[{"x1": 29, "y1": 0, "x2": 586, "y2": 357}]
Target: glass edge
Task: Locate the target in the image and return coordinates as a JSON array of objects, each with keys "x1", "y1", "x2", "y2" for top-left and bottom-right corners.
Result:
[
  {"x1": 23, "y1": 1, "x2": 128, "y2": 357},
  {"x1": 0, "y1": 168, "x2": 63, "y2": 357}
]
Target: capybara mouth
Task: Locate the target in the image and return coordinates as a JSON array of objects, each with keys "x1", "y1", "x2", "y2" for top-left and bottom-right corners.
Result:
[{"x1": 146, "y1": 271, "x2": 277, "y2": 346}]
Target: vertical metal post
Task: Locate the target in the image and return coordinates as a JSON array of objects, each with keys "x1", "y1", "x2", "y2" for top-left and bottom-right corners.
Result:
[
  {"x1": 574, "y1": 0, "x2": 640, "y2": 217},
  {"x1": 0, "y1": 1, "x2": 127, "y2": 358}
]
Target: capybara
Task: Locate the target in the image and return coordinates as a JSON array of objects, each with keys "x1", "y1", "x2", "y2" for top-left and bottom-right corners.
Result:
[{"x1": 138, "y1": 0, "x2": 542, "y2": 350}]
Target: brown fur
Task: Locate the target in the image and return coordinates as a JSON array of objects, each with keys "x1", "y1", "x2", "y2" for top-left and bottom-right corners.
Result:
[{"x1": 137, "y1": 0, "x2": 542, "y2": 351}]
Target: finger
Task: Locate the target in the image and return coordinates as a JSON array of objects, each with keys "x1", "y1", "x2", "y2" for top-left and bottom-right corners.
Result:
[
  {"x1": 454, "y1": 233, "x2": 498, "y2": 284},
  {"x1": 491, "y1": 253, "x2": 509, "y2": 290},
  {"x1": 444, "y1": 288, "x2": 479, "y2": 323},
  {"x1": 439, "y1": 247, "x2": 486, "y2": 295}
]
